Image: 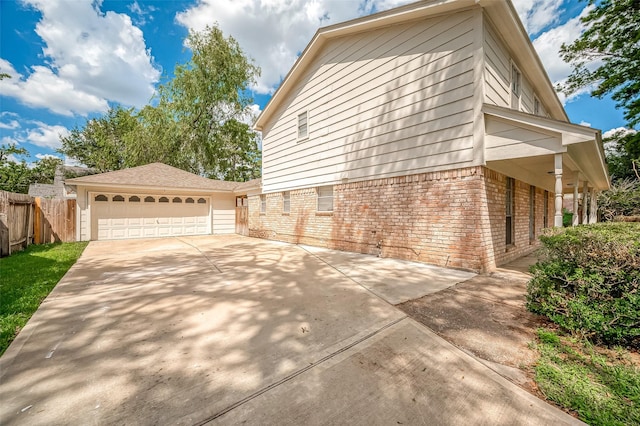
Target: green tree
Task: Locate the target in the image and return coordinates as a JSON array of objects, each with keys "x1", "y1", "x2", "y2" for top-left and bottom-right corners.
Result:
[
  {"x1": 59, "y1": 25, "x2": 261, "y2": 181},
  {"x1": 604, "y1": 129, "x2": 640, "y2": 181},
  {"x1": 0, "y1": 144, "x2": 30, "y2": 193},
  {"x1": 150, "y1": 25, "x2": 261, "y2": 180},
  {"x1": 560, "y1": 0, "x2": 640, "y2": 127},
  {"x1": 30, "y1": 156, "x2": 63, "y2": 184},
  {"x1": 60, "y1": 106, "x2": 140, "y2": 173}
]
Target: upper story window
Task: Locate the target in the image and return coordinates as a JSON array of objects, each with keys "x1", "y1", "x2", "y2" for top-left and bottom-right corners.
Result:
[
  {"x1": 317, "y1": 186, "x2": 333, "y2": 212},
  {"x1": 534, "y1": 96, "x2": 541, "y2": 115},
  {"x1": 511, "y1": 64, "x2": 521, "y2": 97},
  {"x1": 297, "y1": 111, "x2": 308, "y2": 140},
  {"x1": 260, "y1": 194, "x2": 267, "y2": 214},
  {"x1": 283, "y1": 191, "x2": 290, "y2": 213}
]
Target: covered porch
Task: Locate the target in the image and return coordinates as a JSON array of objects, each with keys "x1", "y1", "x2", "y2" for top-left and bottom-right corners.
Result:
[{"x1": 483, "y1": 104, "x2": 610, "y2": 226}]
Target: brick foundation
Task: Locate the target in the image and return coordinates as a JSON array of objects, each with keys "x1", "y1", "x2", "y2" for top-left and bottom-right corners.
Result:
[{"x1": 249, "y1": 166, "x2": 552, "y2": 272}]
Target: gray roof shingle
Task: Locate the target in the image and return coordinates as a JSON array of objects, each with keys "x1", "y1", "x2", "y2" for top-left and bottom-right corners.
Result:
[{"x1": 66, "y1": 163, "x2": 260, "y2": 192}]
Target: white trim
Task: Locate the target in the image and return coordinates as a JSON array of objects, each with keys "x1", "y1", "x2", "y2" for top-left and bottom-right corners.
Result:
[{"x1": 297, "y1": 110, "x2": 309, "y2": 141}]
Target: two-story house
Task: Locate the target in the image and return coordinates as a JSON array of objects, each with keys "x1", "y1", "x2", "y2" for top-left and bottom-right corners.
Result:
[{"x1": 249, "y1": 0, "x2": 608, "y2": 272}]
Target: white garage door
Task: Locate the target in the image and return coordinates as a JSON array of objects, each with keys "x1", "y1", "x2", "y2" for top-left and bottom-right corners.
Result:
[{"x1": 91, "y1": 193, "x2": 210, "y2": 240}]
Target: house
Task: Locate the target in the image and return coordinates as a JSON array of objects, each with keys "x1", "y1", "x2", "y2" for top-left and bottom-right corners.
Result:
[
  {"x1": 28, "y1": 165, "x2": 92, "y2": 199},
  {"x1": 250, "y1": 0, "x2": 609, "y2": 272},
  {"x1": 66, "y1": 163, "x2": 260, "y2": 241}
]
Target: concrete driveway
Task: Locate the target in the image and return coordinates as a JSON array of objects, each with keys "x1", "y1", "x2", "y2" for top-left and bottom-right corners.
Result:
[{"x1": 0, "y1": 236, "x2": 581, "y2": 425}]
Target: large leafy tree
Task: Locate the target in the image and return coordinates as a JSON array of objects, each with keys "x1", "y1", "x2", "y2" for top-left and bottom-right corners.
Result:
[
  {"x1": 0, "y1": 144, "x2": 63, "y2": 193},
  {"x1": 60, "y1": 106, "x2": 140, "y2": 173},
  {"x1": 560, "y1": 0, "x2": 640, "y2": 181},
  {"x1": 59, "y1": 25, "x2": 261, "y2": 181},
  {"x1": 151, "y1": 25, "x2": 261, "y2": 180}
]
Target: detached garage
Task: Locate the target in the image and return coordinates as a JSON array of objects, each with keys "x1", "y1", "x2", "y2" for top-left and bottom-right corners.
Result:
[{"x1": 66, "y1": 163, "x2": 260, "y2": 241}]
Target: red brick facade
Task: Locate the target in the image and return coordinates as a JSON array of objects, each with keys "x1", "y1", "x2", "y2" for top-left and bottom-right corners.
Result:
[{"x1": 249, "y1": 166, "x2": 552, "y2": 272}]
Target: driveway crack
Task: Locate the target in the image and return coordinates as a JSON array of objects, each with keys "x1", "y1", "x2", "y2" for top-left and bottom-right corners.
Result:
[{"x1": 194, "y1": 316, "x2": 407, "y2": 425}]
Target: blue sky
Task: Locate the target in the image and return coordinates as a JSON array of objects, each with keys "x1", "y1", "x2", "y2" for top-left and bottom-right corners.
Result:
[{"x1": 0, "y1": 0, "x2": 630, "y2": 165}]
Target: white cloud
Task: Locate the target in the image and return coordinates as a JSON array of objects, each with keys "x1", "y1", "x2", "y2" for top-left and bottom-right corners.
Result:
[
  {"x1": 579, "y1": 121, "x2": 591, "y2": 127},
  {"x1": 25, "y1": 121, "x2": 70, "y2": 149},
  {"x1": 513, "y1": 0, "x2": 566, "y2": 35},
  {"x1": 176, "y1": 0, "x2": 412, "y2": 95},
  {"x1": 0, "y1": 0, "x2": 160, "y2": 116},
  {"x1": 35, "y1": 153, "x2": 61, "y2": 160},
  {"x1": 0, "y1": 118, "x2": 20, "y2": 130}
]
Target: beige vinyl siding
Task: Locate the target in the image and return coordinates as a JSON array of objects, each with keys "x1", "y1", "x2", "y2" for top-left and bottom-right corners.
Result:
[
  {"x1": 261, "y1": 9, "x2": 478, "y2": 193},
  {"x1": 485, "y1": 117, "x2": 562, "y2": 161},
  {"x1": 483, "y1": 22, "x2": 546, "y2": 116},
  {"x1": 212, "y1": 194, "x2": 235, "y2": 234}
]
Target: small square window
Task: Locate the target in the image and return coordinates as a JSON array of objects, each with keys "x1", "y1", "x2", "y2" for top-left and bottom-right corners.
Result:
[
  {"x1": 283, "y1": 191, "x2": 290, "y2": 213},
  {"x1": 260, "y1": 194, "x2": 267, "y2": 214},
  {"x1": 297, "y1": 111, "x2": 308, "y2": 140},
  {"x1": 317, "y1": 186, "x2": 333, "y2": 212}
]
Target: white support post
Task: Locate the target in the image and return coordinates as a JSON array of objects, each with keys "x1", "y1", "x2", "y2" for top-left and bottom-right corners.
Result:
[
  {"x1": 582, "y1": 181, "x2": 589, "y2": 224},
  {"x1": 589, "y1": 188, "x2": 598, "y2": 224},
  {"x1": 572, "y1": 175, "x2": 580, "y2": 226},
  {"x1": 554, "y1": 153, "x2": 564, "y2": 227}
]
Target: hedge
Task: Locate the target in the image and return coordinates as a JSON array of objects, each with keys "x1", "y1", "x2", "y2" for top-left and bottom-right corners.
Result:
[{"x1": 527, "y1": 223, "x2": 640, "y2": 348}]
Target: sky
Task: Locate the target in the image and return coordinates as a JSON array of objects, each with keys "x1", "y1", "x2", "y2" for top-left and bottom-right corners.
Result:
[{"x1": 0, "y1": 0, "x2": 632, "y2": 166}]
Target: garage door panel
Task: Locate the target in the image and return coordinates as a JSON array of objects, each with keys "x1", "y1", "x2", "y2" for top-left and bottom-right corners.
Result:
[{"x1": 92, "y1": 194, "x2": 210, "y2": 240}]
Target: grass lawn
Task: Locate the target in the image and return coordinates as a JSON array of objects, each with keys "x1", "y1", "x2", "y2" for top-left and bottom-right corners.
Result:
[
  {"x1": 0, "y1": 242, "x2": 88, "y2": 356},
  {"x1": 533, "y1": 328, "x2": 640, "y2": 426}
]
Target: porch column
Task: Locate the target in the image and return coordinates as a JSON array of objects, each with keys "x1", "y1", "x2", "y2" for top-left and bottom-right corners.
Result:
[
  {"x1": 582, "y1": 181, "x2": 589, "y2": 224},
  {"x1": 572, "y1": 175, "x2": 580, "y2": 226},
  {"x1": 554, "y1": 153, "x2": 564, "y2": 227},
  {"x1": 589, "y1": 188, "x2": 598, "y2": 224}
]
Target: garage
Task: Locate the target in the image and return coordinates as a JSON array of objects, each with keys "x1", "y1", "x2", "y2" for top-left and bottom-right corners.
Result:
[
  {"x1": 91, "y1": 193, "x2": 210, "y2": 240},
  {"x1": 66, "y1": 163, "x2": 261, "y2": 241}
]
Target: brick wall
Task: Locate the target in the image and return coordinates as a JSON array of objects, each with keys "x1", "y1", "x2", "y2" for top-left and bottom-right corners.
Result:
[{"x1": 249, "y1": 166, "x2": 553, "y2": 272}]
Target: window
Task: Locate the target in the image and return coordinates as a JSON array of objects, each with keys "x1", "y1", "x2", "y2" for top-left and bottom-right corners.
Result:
[
  {"x1": 506, "y1": 177, "x2": 515, "y2": 246},
  {"x1": 94, "y1": 194, "x2": 108, "y2": 202},
  {"x1": 260, "y1": 194, "x2": 266, "y2": 214},
  {"x1": 144, "y1": 196, "x2": 155, "y2": 203},
  {"x1": 159, "y1": 197, "x2": 169, "y2": 203},
  {"x1": 173, "y1": 197, "x2": 182, "y2": 203},
  {"x1": 283, "y1": 191, "x2": 290, "y2": 213},
  {"x1": 297, "y1": 111, "x2": 308, "y2": 140},
  {"x1": 197, "y1": 198, "x2": 206, "y2": 204},
  {"x1": 129, "y1": 196, "x2": 140, "y2": 202},
  {"x1": 112, "y1": 195, "x2": 125, "y2": 202},
  {"x1": 534, "y1": 96, "x2": 541, "y2": 115},
  {"x1": 529, "y1": 185, "x2": 536, "y2": 243},
  {"x1": 317, "y1": 186, "x2": 333, "y2": 212},
  {"x1": 543, "y1": 190, "x2": 549, "y2": 228},
  {"x1": 511, "y1": 64, "x2": 521, "y2": 97},
  {"x1": 185, "y1": 198, "x2": 194, "y2": 204}
]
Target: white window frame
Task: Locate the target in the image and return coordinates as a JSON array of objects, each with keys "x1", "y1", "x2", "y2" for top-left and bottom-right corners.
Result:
[
  {"x1": 260, "y1": 194, "x2": 266, "y2": 214},
  {"x1": 533, "y1": 95, "x2": 541, "y2": 115},
  {"x1": 511, "y1": 62, "x2": 522, "y2": 110},
  {"x1": 317, "y1": 185, "x2": 333, "y2": 212},
  {"x1": 297, "y1": 111, "x2": 309, "y2": 141},
  {"x1": 283, "y1": 191, "x2": 290, "y2": 213}
]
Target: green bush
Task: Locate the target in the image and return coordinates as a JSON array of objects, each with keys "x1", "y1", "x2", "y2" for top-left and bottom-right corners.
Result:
[{"x1": 527, "y1": 223, "x2": 640, "y2": 348}]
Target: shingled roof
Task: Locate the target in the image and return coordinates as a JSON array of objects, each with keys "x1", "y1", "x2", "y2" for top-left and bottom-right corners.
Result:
[{"x1": 66, "y1": 163, "x2": 260, "y2": 192}]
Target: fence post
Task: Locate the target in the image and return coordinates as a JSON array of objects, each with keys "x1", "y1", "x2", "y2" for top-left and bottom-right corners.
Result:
[
  {"x1": 0, "y1": 213, "x2": 8, "y2": 256},
  {"x1": 34, "y1": 197, "x2": 42, "y2": 245}
]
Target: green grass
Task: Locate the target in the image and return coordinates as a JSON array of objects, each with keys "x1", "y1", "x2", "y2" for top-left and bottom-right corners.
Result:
[
  {"x1": 533, "y1": 328, "x2": 640, "y2": 426},
  {"x1": 0, "y1": 242, "x2": 87, "y2": 356}
]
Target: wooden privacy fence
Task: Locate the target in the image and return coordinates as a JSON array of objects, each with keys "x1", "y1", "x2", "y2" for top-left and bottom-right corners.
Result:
[
  {"x1": 0, "y1": 191, "x2": 35, "y2": 256},
  {"x1": 34, "y1": 198, "x2": 76, "y2": 244},
  {"x1": 0, "y1": 191, "x2": 76, "y2": 257}
]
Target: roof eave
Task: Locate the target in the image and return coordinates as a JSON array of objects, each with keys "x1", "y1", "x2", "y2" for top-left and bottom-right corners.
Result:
[{"x1": 68, "y1": 181, "x2": 235, "y2": 194}]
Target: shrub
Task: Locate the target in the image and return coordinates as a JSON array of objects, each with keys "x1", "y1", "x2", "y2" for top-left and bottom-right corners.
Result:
[{"x1": 527, "y1": 223, "x2": 640, "y2": 348}]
